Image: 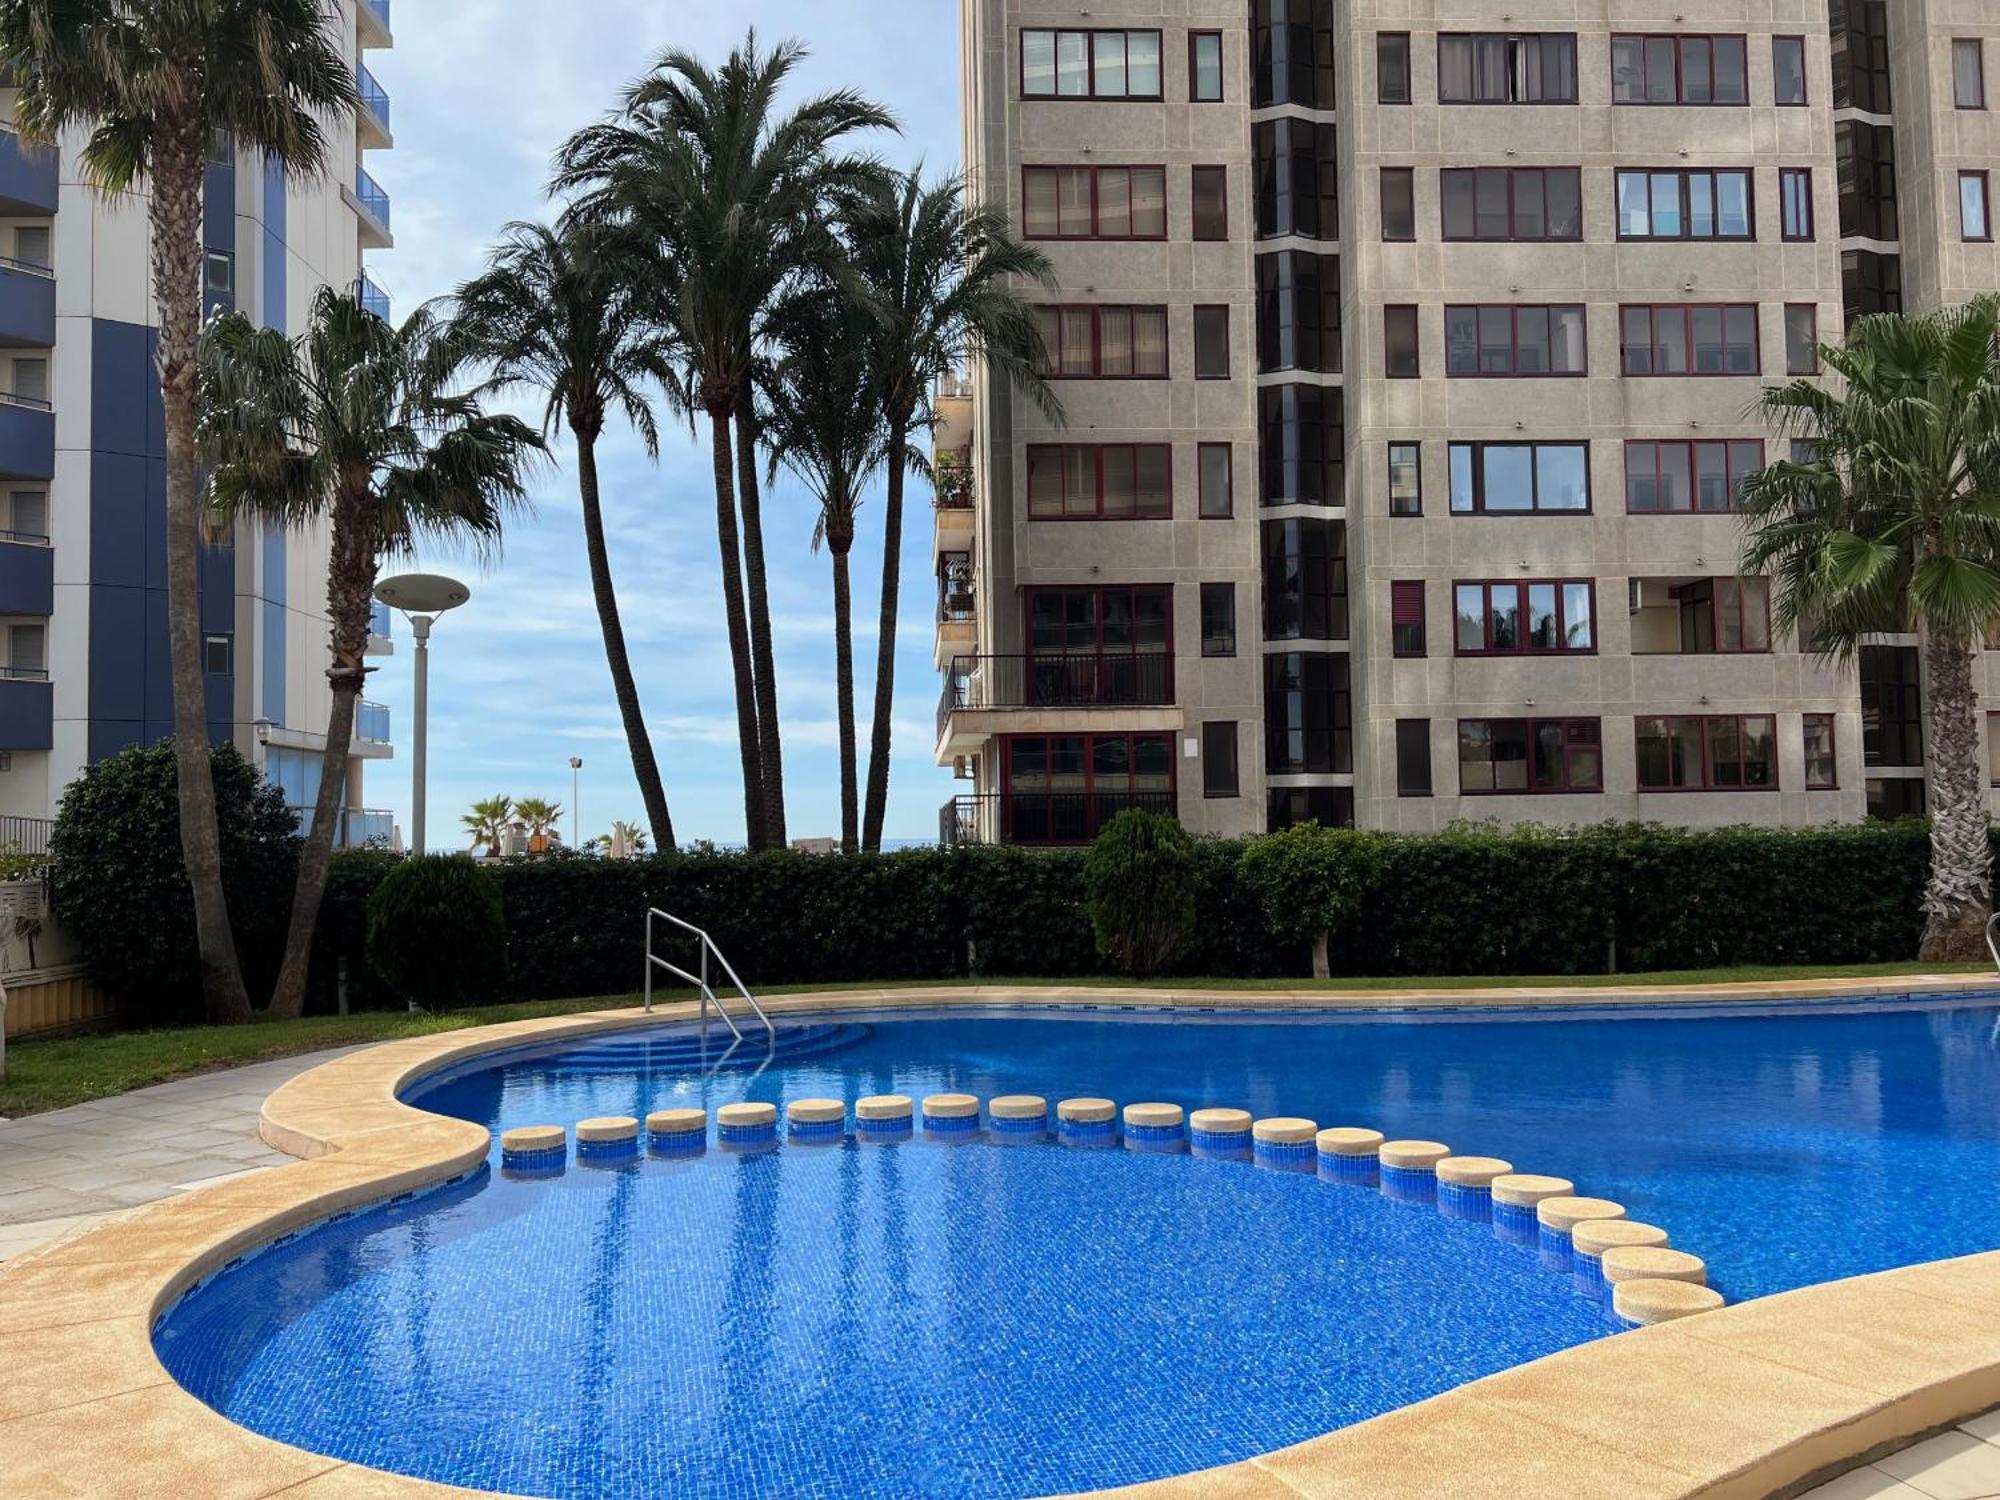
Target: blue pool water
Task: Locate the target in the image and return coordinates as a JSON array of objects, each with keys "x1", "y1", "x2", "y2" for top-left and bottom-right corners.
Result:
[{"x1": 157, "y1": 997, "x2": 2000, "y2": 1498}]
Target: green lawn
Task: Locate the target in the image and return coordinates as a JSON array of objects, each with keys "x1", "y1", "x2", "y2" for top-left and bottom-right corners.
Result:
[{"x1": 2, "y1": 960, "x2": 1989, "y2": 1118}]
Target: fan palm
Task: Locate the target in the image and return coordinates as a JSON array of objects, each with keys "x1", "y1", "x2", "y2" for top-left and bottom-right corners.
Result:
[
  {"x1": 1739, "y1": 293, "x2": 2000, "y2": 960},
  {"x1": 453, "y1": 218, "x2": 679, "y2": 851},
  {"x1": 200, "y1": 289, "x2": 542, "y2": 1016},
  {"x1": 462, "y1": 795, "x2": 514, "y2": 856},
  {"x1": 515, "y1": 796, "x2": 564, "y2": 847},
  {"x1": 762, "y1": 289, "x2": 887, "y2": 852},
  {"x1": 843, "y1": 170, "x2": 1058, "y2": 850},
  {"x1": 554, "y1": 30, "x2": 892, "y2": 849}
]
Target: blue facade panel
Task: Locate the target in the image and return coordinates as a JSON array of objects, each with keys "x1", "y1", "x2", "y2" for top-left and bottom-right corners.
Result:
[
  {"x1": 0, "y1": 403, "x2": 53, "y2": 481},
  {"x1": 0, "y1": 678, "x2": 53, "y2": 751},
  {"x1": 262, "y1": 154, "x2": 287, "y2": 333},
  {"x1": 0, "y1": 265, "x2": 55, "y2": 348},
  {"x1": 0, "y1": 132, "x2": 57, "y2": 217},
  {"x1": 0, "y1": 537, "x2": 54, "y2": 616}
]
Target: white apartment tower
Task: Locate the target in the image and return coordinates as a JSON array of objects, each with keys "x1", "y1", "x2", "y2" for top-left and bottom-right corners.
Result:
[{"x1": 938, "y1": 0, "x2": 2000, "y2": 845}]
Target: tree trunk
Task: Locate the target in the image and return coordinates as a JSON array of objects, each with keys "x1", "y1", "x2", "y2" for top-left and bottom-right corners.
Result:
[
  {"x1": 707, "y1": 406, "x2": 765, "y2": 849},
  {"x1": 861, "y1": 412, "x2": 910, "y2": 852},
  {"x1": 735, "y1": 404, "x2": 785, "y2": 848},
  {"x1": 575, "y1": 427, "x2": 674, "y2": 851},
  {"x1": 1311, "y1": 930, "x2": 1330, "y2": 980},
  {"x1": 1918, "y1": 625, "x2": 1993, "y2": 961},
  {"x1": 152, "y1": 113, "x2": 251, "y2": 1024},
  {"x1": 830, "y1": 522, "x2": 858, "y2": 854}
]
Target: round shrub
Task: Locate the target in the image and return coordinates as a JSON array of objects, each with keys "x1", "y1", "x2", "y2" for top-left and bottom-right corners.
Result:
[
  {"x1": 1238, "y1": 823, "x2": 1390, "y2": 979},
  {"x1": 365, "y1": 854, "x2": 509, "y2": 1010},
  {"x1": 1082, "y1": 809, "x2": 1199, "y2": 976},
  {"x1": 49, "y1": 739, "x2": 298, "y2": 1025}
]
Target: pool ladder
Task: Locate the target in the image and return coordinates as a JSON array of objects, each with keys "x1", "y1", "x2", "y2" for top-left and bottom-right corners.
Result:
[{"x1": 643, "y1": 908, "x2": 776, "y2": 1044}]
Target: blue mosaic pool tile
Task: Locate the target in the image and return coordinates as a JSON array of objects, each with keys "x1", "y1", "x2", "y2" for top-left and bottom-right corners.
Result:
[
  {"x1": 1538, "y1": 1224, "x2": 1574, "y2": 1271},
  {"x1": 1317, "y1": 1153, "x2": 1379, "y2": 1187},
  {"x1": 1437, "y1": 1182, "x2": 1493, "y2": 1222},
  {"x1": 1190, "y1": 1137, "x2": 1252, "y2": 1162},
  {"x1": 500, "y1": 1146, "x2": 566, "y2": 1171},
  {"x1": 575, "y1": 1137, "x2": 639, "y2": 1163},
  {"x1": 1057, "y1": 1118, "x2": 1117, "y2": 1143},
  {"x1": 1493, "y1": 1200, "x2": 1540, "y2": 1246},
  {"x1": 787, "y1": 1119, "x2": 846, "y2": 1141},
  {"x1": 717, "y1": 1122, "x2": 777, "y2": 1145},
  {"x1": 1253, "y1": 1139, "x2": 1314, "y2": 1164},
  {"x1": 989, "y1": 1114, "x2": 1048, "y2": 1135},
  {"x1": 921, "y1": 1112, "x2": 979, "y2": 1134},
  {"x1": 1379, "y1": 1164, "x2": 1437, "y2": 1205},
  {"x1": 1572, "y1": 1249, "x2": 1607, "y2": 1298},
  {"x1": 1124, "y1": 1122, "x2": 1185, "y2": 1142},
  {"x1": 854, "y1": 1121, "x2": 912, "y2": 1143},
  {"x1": 646, "y1": 1133, "x2": 706, "y2": 1157}
]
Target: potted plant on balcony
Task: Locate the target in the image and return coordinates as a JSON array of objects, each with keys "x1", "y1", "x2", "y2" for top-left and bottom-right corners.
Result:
[
  {"x1": 934, "y1": 450, "x2": 974, "y2": 510},
  {"x1": 943, "y1": 557, "x2": 975, "y2": 617}
]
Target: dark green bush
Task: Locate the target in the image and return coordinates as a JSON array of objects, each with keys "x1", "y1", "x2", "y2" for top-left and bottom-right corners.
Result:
[
  {"x1": 365, "y1": 854, "x2": 509, "y2": 1010},
  {"x1": 1239, "y1": 823, "x2": 1390, "y2": 977},
  {"x1": 1083, "y1": 810, "x2": 1199, "y2": 976},
  {"x1": 49, "y1": 739, "x2": 298, "y2": 1025}
]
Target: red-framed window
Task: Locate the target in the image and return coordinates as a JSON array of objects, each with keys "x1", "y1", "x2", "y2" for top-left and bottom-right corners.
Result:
[
  {"x1": 1026, "y1": 444, "x2": 1172, "y2": 519},
  {"x1": 1459, "y1": 718, "x2": 1602, "y2": 794},
  {"x1": 1201, "y1": 721, "x2": 1238, "y2": 796},
  {"x1": 1614, "y1": 168, "x2": 1753, "y2": 241},
  {"x1": 1032, "y1": 305, "x2": 1169, "y2": 378},
  {"x1": 1453, "y1": 580, "x2": 1595, "y2": 654},
  {"x1": 1619, "y1": 304, "x2": 1760, "y2": 376},
  {"x1": 1390, "y1": 580, "x2": 1426, "y2": 657},
  {"x1": 1193, "y1": 305, "x2": 1231, "y2": 379},
  {"x1": 1780, "y1": 168, "x2": 1815, "y2": 241},
  {"x1": 1624, "y1": 440, "x2": 1764, "y2": 513},
  {"x1": 1438, "y1": 33, "x2": 1578, "y2": 104},
  {"x1": 1954, "y1": 39, "x2": 1986, "y2": 110},
  {"x1": 1443, "y1": 304, "x2": 1587, "y2": 376},
  {"x1": 1022, "y1": 165, "x2": 1167, "y2": 240},
  {"x1": 1381, "y1": 167, "x2": 1416, "y2": 241},
  {"x1": 1784, "y1": 304, "x2": 1819, "y2": 375},
  {"x1": 1611, "y1": 34, "x2": 1748, "y2": 105},
  {"x1": 1023, "y1": 586, "x2": 1175, "y2": 708},
  {"x1": 1636, "y1": 714, "x2": 1778, "y2": 790},
  {"x1": 1773, "y1": 36, "x2": 1808, "y2": 106},
  {"x1": 1388, "y1": 442, "x2": 1422, "y2": 515},
  {"x1": 1384, "y1": 305, "x2": 1420, "y2": 377},
  {"x1": 1377, "y1": 32, "x2": 1412, "y2": 104},
  {"x1": 1198, "y1": 442, "x2": 1233, "y2": 517},
  {"x1": 1396, "y1": 718, "x2": 1432, "y2": 796},
  {"x1": 1961, "y1": 171, "x2": 1992, "y2": 242},
  {"x1": 999, "y1": 732, "x2": 1176, "y2": 843},
  {"x1": 1805, "y1": 713, "x2": 1837, "y2": 790},
  {"x1": 1021, "y1": 29, "x2": 1164, "y2": 100},
  {"x1": 1671, "y1": 577, "x2": 1772, "y2": 653},
  {"x1": 1192, "y1": 165, "x2": 1228, "y2": 240},
  {"x1": 1190, "y1": 31, "x2": 1224, "y2": 101},
  {"x1": 1447, "y1": 441, "x2": 1591, "y2": 514},
  {"x1": 1441, "y1": 167, "x2": 1583, "y2": 241}
]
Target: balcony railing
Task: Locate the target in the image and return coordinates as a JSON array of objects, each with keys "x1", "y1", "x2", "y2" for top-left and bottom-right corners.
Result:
[
  {"x1": 940, "y1": 790, "x2": 1176, "y2": 847},
  {"x1": 934, "y1": 448, "x2": 973, "y2": 510},
  {"x1": 289, "y1": 805, "x2": 395, "y2": 848},
  {"x1": 357, "y1": 272, "x2": 391, "y2": 321},
  {"x1": 358, "y1": 64, "x2": 391, "y2": 134},
  {"x1": 0, "y1": 812, "x2": 51, "y2": 856},
  {"x1": 938, "y1": 553, "x2": 973, "y2": 623},
  {"x1": 937, "y1": 651, "x2": 1175, "y2": 738},
  {"x1": 362, "y1": 0, "x2": 391, "y2": 32},
  {"x1": 369, "y1": 598, "x2": 394, "y2": 637},
  {"x1": 354, "y1": 167, "x2": 390, "y2": 230},
  {"x1": 356, "y1": 700, "x2": 390, "y2": 744}
]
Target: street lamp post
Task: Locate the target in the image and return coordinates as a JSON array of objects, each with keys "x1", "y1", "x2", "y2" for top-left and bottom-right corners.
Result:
[
  {"x1": 569, "y1": 756, "x2": 582, "y2": 848},
  {"x1": 374, "y1": 573, "x2": 471, "y2": 856}
]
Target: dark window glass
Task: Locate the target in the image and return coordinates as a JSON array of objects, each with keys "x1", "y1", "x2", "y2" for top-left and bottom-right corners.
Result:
[
  {"x1": 1384, "y1": 304, "x2": 1419, "y2": 377},
  {"x1": 1381, "y1": 167, "x2": 1415, "y2": 241},
  {"x1": 1021, "y1": 30, "x2": 1164, "y2": 99},
  {"x1": 1804, "y1": 713, "x2": 1837, "y2": 789},
  {"x1": 1263, "y1": 517, "x2": 1348, "y2": 640},
  {"x1": 1443, "y1": 304, "x2": 1586, "y2": 375},
  {"x1": 1390, "y1": 580, "x2": 1426, "y2": 657},
  {"x1": 1388, "y1": 442, "x2": 1421, "y2": 515},
  {"x1": 1623, "y1": 440, "x2": 1764, "y2": 513},
  {"x1": 1774, "y1": 36, "x2": 1808, "y2": 105},
  {"x1": 1264, "y1": 651, "x2": 1351, "y2": 774},
  {"x1": 1866, "y1": 776, "x2": 1925, "y2": 820},
  {"x1": 1191, "y1": 32, "x2": 1224, "y2": 101},
  {"x1": 1618, "y1": 304, "x2": 1760, "y2": 377},
  {"x1": 1198, "y1": 443, "x2": 1233, "y2": 517},
  {"x1": 1193, "y1": 306, "x2": 1231, "y2": 379},
  {"x1": 1025, "y1": 443, "x2": 1173, "y2": 518},
  {"x1": 1437, "y1": 33, "x2": 1578, "y2": 103},
  {"x1": 1257, "y1": 252, "x2": 1341, "y2": 374},
  {"x1": 1267, "y1": 785, "x2": 1354, "y2": 830},
  {"x1": 1259, "y1": 384, "x2": 1343, "y2": 504},
  {"x1": 1395, "y1": 719, "x2": 1432, "y2": 796},
  {"x1": 1254, "y1": 118, "x2": 1339, "y2": 239},
  {"x1": 1611, "y1": 34, "x2": 1747, "y2": 104},
  {"x1": 1842, "y1": 249, "x2": 1902, "y2": 319},
  {"x1": 999, "y1": 733, "x2": 1175, "y2": 844},
  {"x1": 1200, "y1": 583, "x2": 1236, "y2": 657},
  {"x1": 1614, "y1": 168, "x2": 1752, "y2": 240},
  {"x1": 1831, "y1": 0, "x2": 1890, "y2": 112},
  {"x1": 1666, "y1": 577, "x2": 1772, "y2": 652},
  {"x1": 1192, "y1": 165, "x2": 1228, "y2": 241},
  {"x1": 1441, "y1": 167, "x2": 1581, "y2": 241},
  {"x1": 1377, "y1": 31, "x2": 1411, "y2": 104},
  {"x1": 1202, "y1": 722, "x2": 1238, "y2": 797},
  {"x1": 1635, "y1": 715, "x2": 1778, "y2": 790},
  {"x1": 1447, "y1": 442, "x2": 1590, "y2": 514},
  {"x1": 1453, "y1": 580, "x2": 1594, "y2": 653},
  {"x1": 1785, "y1": 304, "x2": 1819, "y2": 375},
  {"x1": 1860, "y1": 644, "x2": 1923, "y2": 767},
  {"x1": 1780, "y1": 168, "x2": 1814, "y2": 241},
  {"x1": 1254, "y1": 0, "x2": 1338, "y2": 111},
  {"x1": 1836, "y1": 120, "x2": 1898, "y2": 241},
  {"x1": 1458, "y1": 718, "x2": 1601, "y2": 793},
  {"x1": 1955, "y1": 39, "x2": 1986, "y2": 109}
]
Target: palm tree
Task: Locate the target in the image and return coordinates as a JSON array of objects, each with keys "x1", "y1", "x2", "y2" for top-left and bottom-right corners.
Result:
[
  {"x1": 200, "y1": 290, "x2": 541, "y2": 1017},
  {"x1": 515, "y1": 796, "x2": 564, "y2": 849},
  {"x1": 844, "y1": 170, "x2": 1058, "y2": 850},
  {"x1": 1740, "y1": 293, "x2": 2000, "y2": 961},
  {"x1": 453, "y1": 219, "x2": 678, "y2": 852},
  {"x1": 0, "y1": 0, "x2": 354, "y2": 1023},
  {"x1": 762, "y1": 289, "x2": 887, "y2": 852},
  {"x1": 463, "y1": 796, "x2": 514, "y2": 856},
  {"x1": 611, "y1": 819, "x2": 650, "y2": 855},
  {"x1": 554, "y1": 31, "x2": 893, "y2": 849}
]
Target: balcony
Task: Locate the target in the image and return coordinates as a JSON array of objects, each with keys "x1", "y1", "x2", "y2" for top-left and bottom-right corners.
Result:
[
  {"x1": 352, "y1": 698, "x2": 393, "y2": 758},
  {"x1": 940, "y1": 790, "x2": 1176, "y2": 847},
  {"x1": 357, "y1": 64, "x2": 392, "y2": 148},
  {"x1": 366, "y1": 597, "x2": 394, "y2": 655},
  {"x1": 935, "y1": 551, "x2": 973, "y2": 667},
  {"x1": 348, "y1": 167, "x2": 392, "y2": 249},
  {"x1": 290, "y1": 805, "x2": 395, "y2": 848},
  {"x1": 935, "y1": 650, "x2": 1178, "y2": 758},
  {"x1": 0, "y1": 395, "x2": 54, "y2": 482},
  {"x1": 358, "y1": 0, "x2": 392, "y2": 46},
  {"x1": 0, "y1": 535, "x2": 53, "y2": 615},
  {"x1": 0, "y1": 258, "x2": 55, "y2": 348},
  {"x1": 0, "y1": 672, "x2": 51, "y2": 751},
  {"x1": 357, "y1": 272, "x2": 391, "y2": 322},
  {"x1": 933, "y1": 447, "x2": 973, "y2": 550},
  {"x1": 0, "y1": 127, "x2": 57, "y2": 217}
]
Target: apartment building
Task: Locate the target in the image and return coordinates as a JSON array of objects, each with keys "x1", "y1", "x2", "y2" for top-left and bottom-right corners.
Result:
[
  {"x1": 0, "y1": 0, "x2": 398, "y2": 849},
  {"x1": 937, "y1": 0, "x2": 1999, "y2": 846}
]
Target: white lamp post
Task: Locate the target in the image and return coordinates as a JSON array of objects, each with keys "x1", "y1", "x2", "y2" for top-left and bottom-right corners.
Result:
[
  {"x1": 569, "y1": 756, "x2": 582, "y2": 848},
  {"x1": 373, "y1": 573, "x2": 470, "y2": 855}
]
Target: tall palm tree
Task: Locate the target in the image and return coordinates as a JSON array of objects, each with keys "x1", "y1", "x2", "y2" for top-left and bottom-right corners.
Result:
[
  {"x1": 762, "y1": 290, "x2": 887, "y2": 852},
  {"x1": 554, "y1": 30, "x2": 892, "y2": 849},
  {"x1": 1740, "y1": 294, "x2": 2000, "y2": 961},
  {"x1": 515, "y1": 796, "x2": 564, "y2": 848},
  {"x1": 200, "y1": 289, "x2": 541, "y2": 1017},
  {"x1": 462, "y1": 795, "x2": 514, "y2": 857},
  {"x1": 453, "y1": 218, "x2": 679, "y2": 852},
  {"x1": 0, "y1": 0, "x2": 355, "y2": 1023}
]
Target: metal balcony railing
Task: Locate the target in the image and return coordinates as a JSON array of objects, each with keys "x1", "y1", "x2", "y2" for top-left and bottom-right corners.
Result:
[
  {"x1": 0, "y1": 812, "x2": 51, "y2": 855},
  {"x1": 354, "y1": 167, "x2": 390, "y2": 230},
  {"x1": 0, "y1": 388, "x2": 52, "y2": 412},
  {"x1": 940, "y1": 790, "x2": 1176, "y2": 846},
  {"x1": 936, "y1": 651, "x2": 1175, "y2": 737},
  {"x1": 934, "y1": 448, "x2": 974, "y2": 510},
  {"x1": 0, "y1": 664, "x2": 48, "y2": 682},
  {"x1": 358, "y1": 64, "x2": 391, "y2": 133}
]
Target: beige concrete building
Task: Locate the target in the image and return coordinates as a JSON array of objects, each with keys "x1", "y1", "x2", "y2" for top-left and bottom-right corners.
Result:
[{"x1": 937, "y1": 0, "x2": 1993, "y2": 846}]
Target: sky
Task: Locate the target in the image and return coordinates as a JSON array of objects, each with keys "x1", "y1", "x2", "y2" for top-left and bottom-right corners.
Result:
[{"x1": 359, "y1": 2, "x2": 963, "y2": 849}]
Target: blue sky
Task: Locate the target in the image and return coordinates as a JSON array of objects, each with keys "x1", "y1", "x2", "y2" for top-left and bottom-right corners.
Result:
[{"x1": 359, "y1": 2, "x2": 962, "y2": 848}]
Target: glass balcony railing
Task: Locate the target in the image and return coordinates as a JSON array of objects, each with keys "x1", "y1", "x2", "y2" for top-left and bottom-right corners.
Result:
[
  {"x1": 358, "y1": 65, "x2": 391, "y2": 133},
  {"x1": 363, "y1": 0, "x2": 391, "y2": 32},
  {"x1": 354, "y1": 167, "x2": 390, "y2": 231},
  {"x1": 357, "y1": 700, "x2": 391, "y2": 744},
  {"x1": 358, "y1": 273, "x2": 390, "y2": 322},
  {"x1": 369, "y1": 599, "x2": 393, "y2": 637}
]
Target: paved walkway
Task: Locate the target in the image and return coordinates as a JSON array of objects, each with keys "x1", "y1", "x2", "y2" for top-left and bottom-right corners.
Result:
[
  {"x1": 0, "y1": 1046, "x2": 365, "y2": 1260},
  {"x1": 1800, "y1": 1413, "x2": 2000, "y2": 1499}
]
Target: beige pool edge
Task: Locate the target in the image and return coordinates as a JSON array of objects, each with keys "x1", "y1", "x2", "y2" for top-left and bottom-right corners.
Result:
[{"x1": 1, "y1": 977, "x2": 1996, "y2": 1499}]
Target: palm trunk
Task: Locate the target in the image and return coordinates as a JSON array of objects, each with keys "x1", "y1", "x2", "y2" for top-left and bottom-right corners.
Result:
[
  {"x1": 735, "y1": 404, "x2": 786, "y2": 848},
  {"x1": 576, "y1": 427, "x2": 674, "y2": 851},
  {"x1": 708, "y1": 406, "x2": 766, "y2": 848},
  {"x1": 830, "y1": 522, "x2": 858, "y2": 854},
  {"x1": 152, "y1": 116, "x2": 251, "y2": 1024},
  {"x1": 861, "y1": 412, "x2": 910, "y2": 852},
  {"x1": 1918, "y1": 625, "x2": 1993, "y2": 960}
]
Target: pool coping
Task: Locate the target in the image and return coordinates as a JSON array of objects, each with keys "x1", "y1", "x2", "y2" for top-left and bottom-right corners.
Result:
[{"x1": 3, "y1": 978, "x2": 1999, "y2": 1498}]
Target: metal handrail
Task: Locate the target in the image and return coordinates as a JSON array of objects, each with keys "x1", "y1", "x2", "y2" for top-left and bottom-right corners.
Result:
[
  {"x1": 1986, "y1": 912, "x2": 2000, "y2": 976},
  {"x1": 643, "y1": 907, "x2": 775, "y2": 1041}
]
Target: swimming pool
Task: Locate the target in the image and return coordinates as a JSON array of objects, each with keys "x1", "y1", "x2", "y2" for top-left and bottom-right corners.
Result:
[{"x1": 156, "y1": 995, "x2": 2000, "y2": 1497}]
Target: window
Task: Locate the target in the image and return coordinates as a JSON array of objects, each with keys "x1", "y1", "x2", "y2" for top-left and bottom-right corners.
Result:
[
  {"x1": 12, "y1": 226, "x2": 48, "y2": 269},
  {"x1": 1611, "y1": 34, "x2": 1748, "y2": 105},
  {"x1": 1192, "y1": 166, "x2": 1228, "y2": 241},
  {"x1": 203, "y1": 633, "x2": 232, "y2": 675},
  {"x1": 1200, "y1": 583, "x2": 1236, "y2": 657},
  {"x1": 1384, "y1": 304, "x2": 1419, "y2": 377},
  {"x1": 6, "y1": 489, "x2": 45, "y2": 541},
  {"x1": 1780, "y1": 168, "x2": 1814, "y2": 241},
  {"x1": 1671, "y1": 577, "x2": 1772, "y2": 652},
  {"x1": 1453, "y1": 580, "x2": 1595, "y2": 654},
  {"x1": 1441, "y1": 167, "x2": 1583, "y2": 242},
  {"x1": 1834, "y1": 1, "x2": 1892, "y2": 113},
  {"x1": 1438, "y1": 33, "x2": 1578, "y2": 104},
  {"x1": 1254, "y1": 0, "x2": 1337, "y2": 110},
  {"x1": 1388, "y1": 443, "x2": 1421, "y2": 516},
  {"x1": 1198, "y1": 443, "x2": 1233, "y2": 517},
  {"x1": 204, "y1": 251, "x2": 234, "y2": 294},
  {"x1": 1253, "y1": 118, "x2": 1338, "y2": 240},
  {"x1": 1961, "y1": 172, "x2": 1991, "y2": 242},
  {"x1": 1202, "y1": 722, "x2": 1239, "y2": 796},
  {"x1": 1262, "y1": 517, "x2": 1348, "y2": 640},
  {"x1": 1806, "y1": 714, "x2": 1837, "y2": 790},
  {"x1": 1459, "y1": 718, "x2": 1602, "y2": 794},
  {"x1": 1256, "y1": 251, "x2": 1340, "y2": 374},
  {"x1": 1785, "y1": 304, "x2": 1819, "y2": 375},
  {"x1": 1022, "y1": 165, "x2": 1167, "y2": 240},
  {"x1": 1033, "y1": 305, "x2": 1170, "y2": 378},
  {"x1": 1773, "y1": 36, "x2": 1808, "y2": 106},
  {"x1": 1636, "y1": 715, "x2": 1778, "y2": 790},
  {"x1": 1025, "y1": 589, "x2": 1174, "y2": 707},
  {"x1": 1614, "y1": 169, "x2": 1753, "y2": 240},
  {"x1": 1619, "y1": 304, "x2": 1759, "y2": 376},
  {"x1": 1448, "y1": 442, "x2": 1590, "y2": 514},
  {"x1": 1021, "y1": 29, "x2": 1164, "y2": 99},
  {"x1": 1443, "y1": 304, "x2": 1587, "y2": 376},
  {"x1": 6, "y1": 622, "x2": 44, "y2": 678},
  {"x1": 1377, "y1": 32, "x2": 1411, "y2": 104},
  {"x1": 1193, "y1": 306, "x2": 1231, "y2": 379},
  {"x1": 1259, "y1": 385, "x2": 1343, "y2": 503},
  {"x1": 1624, "y1": 440, "x2": 1765, "y2": 513},
  {"x1": 1381, "y1": 168, "x2": 1415, "y2": 241},
  {"x1": 1026, "y1": 444, "x2": 1172, "y2": 519},
  {"x1": 1268, "y1": 785, "x2": 1355, "y2": 830},
  {"x1": 1955, "y1": 39, "x2": 1986, "y2": 109},
  {"x1": 1837, "y1": 120, "x2": 1898, "y2": 241},
  {"x1": 1265, "y1": 652, "x2": 1351, "y2": 773},
  {"x1": 1396, "y1": 720, "x2": 1432, "y2": 797},
  {"x1": 1000, "y1": 734, "x2": 1175, "y2": 844},
  {"x1": 1190, "y1": 32, "x2": 1224, "y2": 101},
  {"x1": 1843, "y1": 249, "x2": 1903, "y2": 318},
  {"x1": 10, "y1": 357, "x2": 47, "y2": 404},
  {"x1": 1867, "y1": 778, "x2": 1925, "y2": 821},
  {"x1": 1861, "y1": 645, "x2": 1923, "y2": 767},
  {"x1": 1390, "y1": 580, "x2": 1426, "y2": 657}
]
